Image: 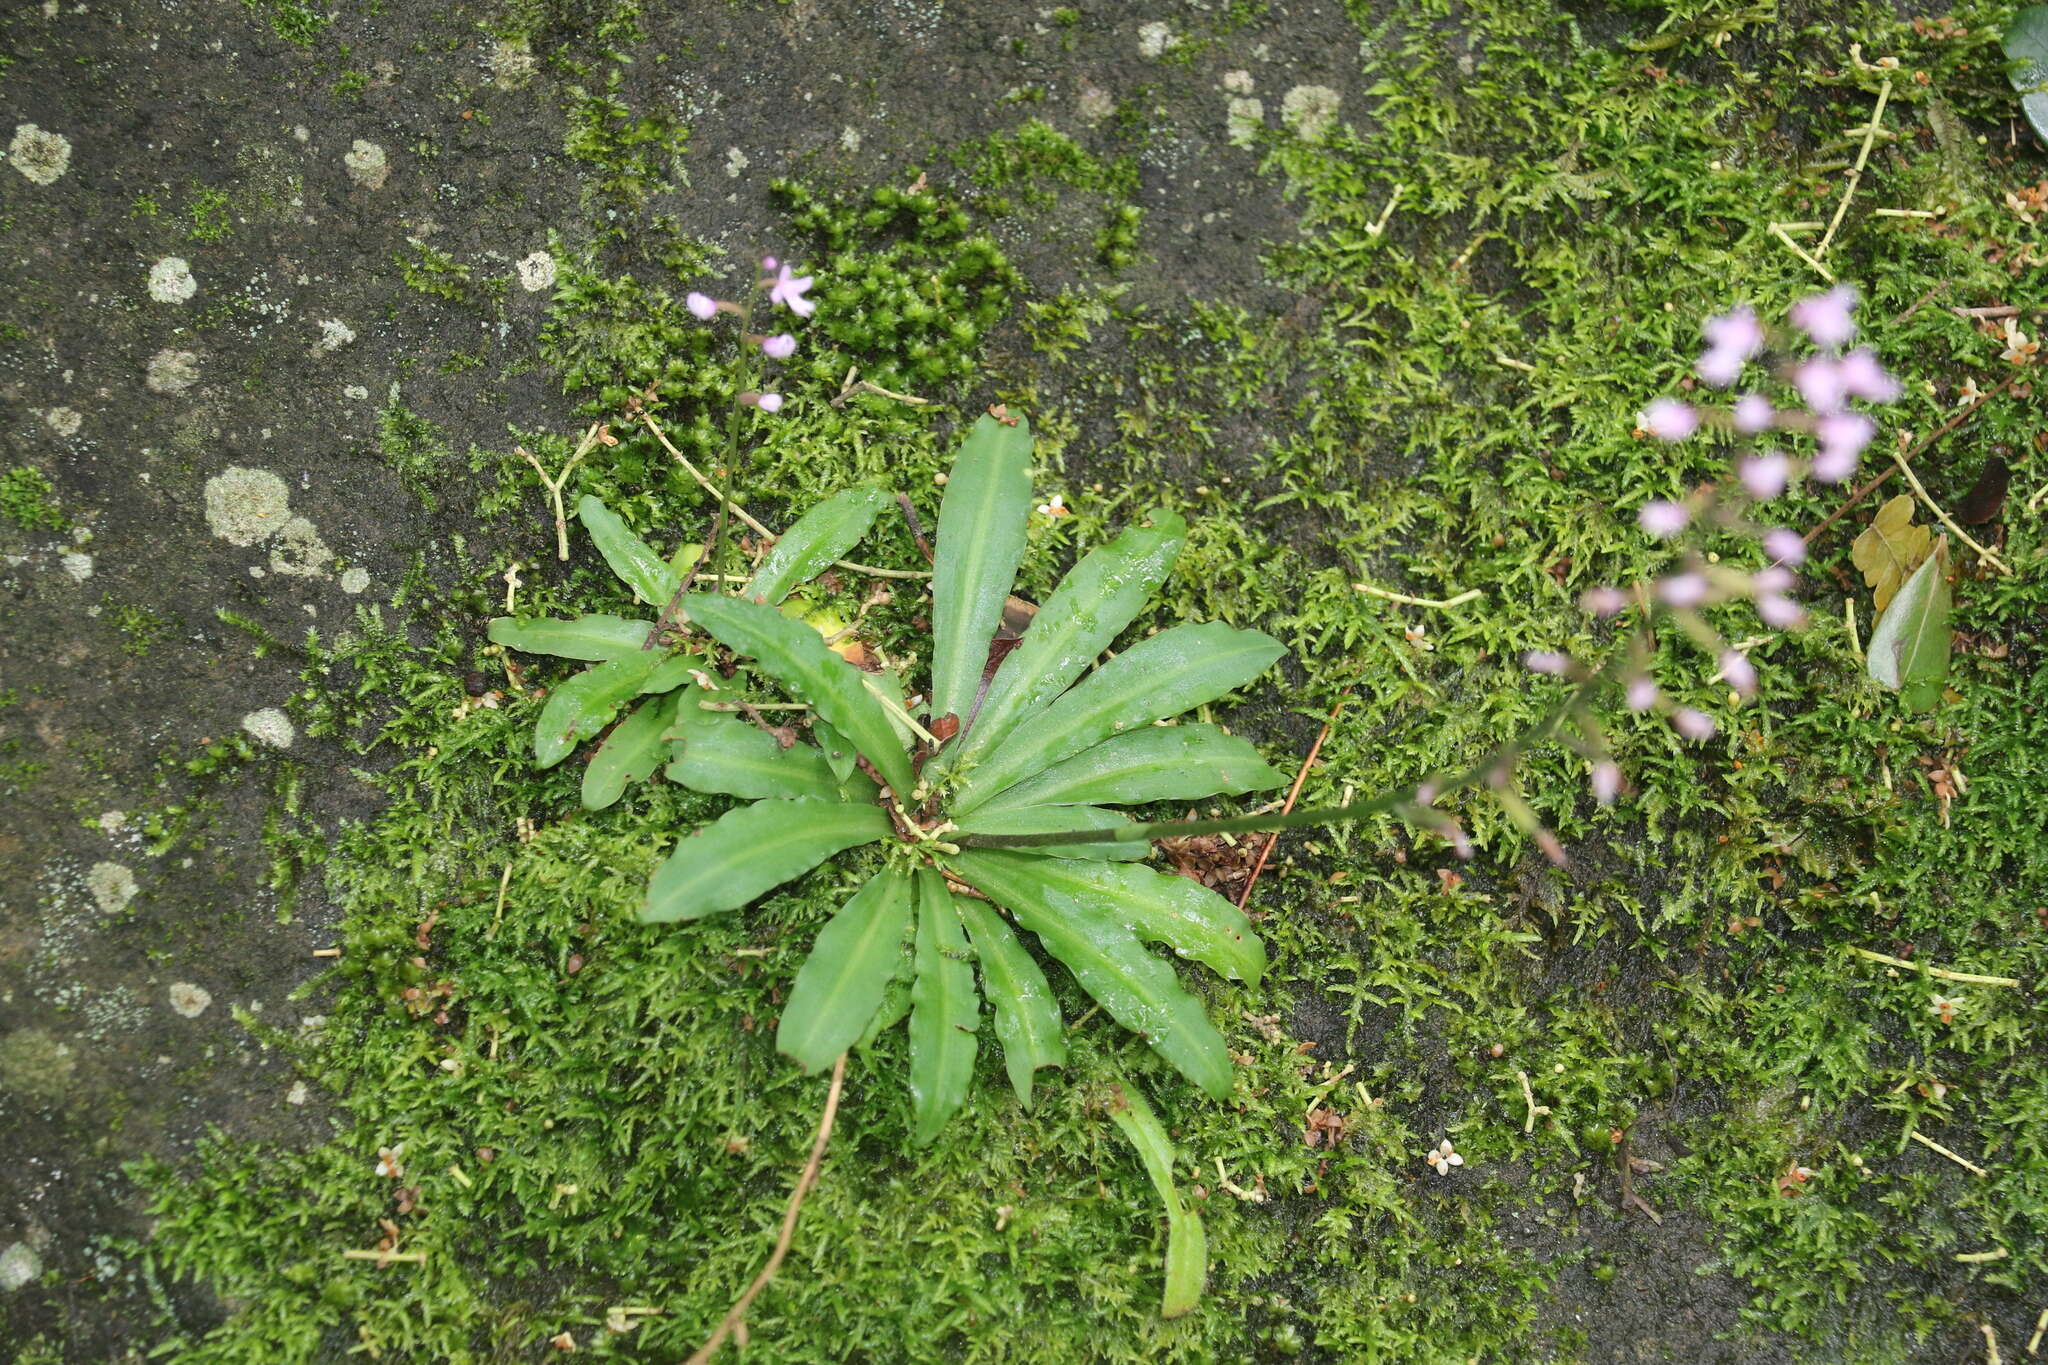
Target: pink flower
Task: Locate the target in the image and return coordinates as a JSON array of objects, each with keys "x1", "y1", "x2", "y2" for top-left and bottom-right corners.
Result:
[
  {"x1": 1790, "y1": 285, "x2": 1857, "y2": 349},
  {"x1": 686, "y1": 291, "x2": 718, "y2": 320},
  {"x1": 1448, "y1": 822, "x2": 1473, "y2": 860},
  {"x1": 755, "y1": 392, "x2": 784, "y2": 413},
  {"x1": 768, "y1": 262, "x2": 815, "y2": 317},
  {"x1": 1523, "y1": 650, "x2": 1570, "y2": 675},
  {"x1": 1657, "y1": 572, "x2": 1709, "y2": 607},
  {"x1": 760, "y1": 332, "x2": 796, "y2": 359},
  {"x1": 1641, "y1": 399, "x2": 1699, "y2": 441},
  {"x1": 1740, "y1": 452, "x2": 1789, "y2": 501},
  {"x1": 1757, "y1": 593, "x2": 1806, "y2": 629},
  {"x1": 1720, "y1": 650, "x2": 1757, "y2": 696},
  {"x1": 1638, "y1": 500, "x2": 1690, "y2": 538},
  {"x1": 1626, "y1": 677, "x2": 1659, "y2": 712},
  {"x1": 1761, "y1": 528, "x2": 1806, "y2": 565},
  {"x1": 1671, "y1": 707, "x2": 1717, "y2": 741},
  {"x1": 1837, "y1": 348, "x2": 1899, "y2": 402},
  {"x1": 1582, "y1": 587, "x2": 1629, "y2": 618},
  {"x1": 1752, "y1": 566, "x2": 1795, "y2": 595},
  {"x1": 1794, "y1": 358, "x2": 1846, "y2": 414},
  {"x1": 1809, "y1": 445, "x2": 1859, "y2": 483},
  {"x1": 1733, "y1": 394, "x2": 1775, "y2": 433},
  {"x1": 1697, "y1": 305, "x2": 1763, "y2": 387},
  {"x1": 1591, "y1": 761, "x2": 1622, "y2": 806},
  {"x1": 1816, "y1": 411, "x2": 1874, "y2": 466}
]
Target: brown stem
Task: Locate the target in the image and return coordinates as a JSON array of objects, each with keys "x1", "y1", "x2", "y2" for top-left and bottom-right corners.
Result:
[
  {"x1": 685, "y1": 1053, "x2": 849, "y2": 1365},
  {"x1": 1236, "y1": 695, "x2": 1347, "y2": 910}
]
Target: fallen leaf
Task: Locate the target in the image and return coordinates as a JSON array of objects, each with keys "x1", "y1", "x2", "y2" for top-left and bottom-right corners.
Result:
[
  {"x1": 1851, "y1": 494, "x2": 1933, "y2": 612},
  {"x1": 1953, "y1": 455, "x2": 2010, "y2": 524},
  {"x1": 1866, "y1": 536, "x2": 1953, "y2": 712}
]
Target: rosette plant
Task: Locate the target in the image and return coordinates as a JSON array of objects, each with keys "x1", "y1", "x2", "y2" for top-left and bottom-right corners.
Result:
[{"x1": 498, "y1": 413, "x2": 1287, "y2": 1128}]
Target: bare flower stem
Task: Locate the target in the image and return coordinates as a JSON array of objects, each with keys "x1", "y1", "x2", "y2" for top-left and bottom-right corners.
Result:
[
  {"x1": 685, "y1": 1053, "x2": 848, "y2": 1365},
  {"x1": 959, "y1": 652, "x2": 1631, "y2": 852}
]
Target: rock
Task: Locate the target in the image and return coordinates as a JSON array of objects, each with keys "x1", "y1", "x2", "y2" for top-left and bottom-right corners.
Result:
[
  {"x1": 0, "y1": 1029, "x2": 76, "y2": 1101},
  {"x1": 7, "y1": 123, "x2": 71, "y2": 185},
  {"x1": 344, "y1": 139, "x2": 389, "y2": 190},
  {"x1": 204, "y1": 467, "x2": 292, "y2": 546}
]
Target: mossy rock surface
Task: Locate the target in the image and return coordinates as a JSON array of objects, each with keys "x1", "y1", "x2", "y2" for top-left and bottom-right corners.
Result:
[{"x1": 3, "y1": 1, "x2": 2046, "y2": 1362}]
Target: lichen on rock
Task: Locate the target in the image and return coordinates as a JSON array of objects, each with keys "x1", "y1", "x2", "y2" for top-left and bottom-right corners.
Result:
[
  {"x1": 204, "y1": 467, "x2": 292, "y2": 546},
  {"x1": 7, "y1": 123, "x2": 71, "y2": 185}
]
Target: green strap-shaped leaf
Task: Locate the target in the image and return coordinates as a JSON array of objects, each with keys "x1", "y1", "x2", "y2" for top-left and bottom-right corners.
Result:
[
  {"x1": 640, "y1": 653, "x2": 705, "y2": 695},
  {"x1": 952, "y1": 622, "x2": 1283, "y2": 814},
  {"x1": 983, "y1": 724, "x2": 1286, "y2": 812},
  {"x1": 1105, "y1": 1083, "x2": 1207, "y2": 1319},
  {"x1": 581, "y1": 693, "x2": 678, "y2": 809},
  {"x1": 745, "y1": 485, "x2": 894, "y2": 605},
  {"x1": 1866, "y1": 539, "x2": 1953, "y2": 712},
  {"x1": 684, "y1": 593, "x2": 916, "y2": 797},
  {"x1": 948, "y1": 850, "x2": 1233, "y2": 1100},
  {"x1": 534, "y1": 654, "x2": 663, "y2": 768},
  {"x1": 641, "y1": 798, "x2": 890, "y2": 923},
  {"x1": 2006, "y1": 6, "x2": 2048, "y2": 143},
  {"x1": 909, "y1": 868, "x2": 979, "y2": 1145},
  {"x1": 931, "y1": 509, "x2": 1187, "y2": 787},
  {"x1": 954, "y1": 895, "x2": 1065, "y2": 1107},
  {"x1": 665, "y1": 712, "x2": 876, "y2": 802},
  {"x1": 952, "y1": 805, "x2": 1150, "y2": 860},
  {"x1": 977, "y1": 854, "x2": 1263, "y2": 984},
  {"x1": 489, "y1": 614, "x2": 655, "y2": 661},
  {"x1": 929, "y1": 414, "x2": 1035, "y2": 731},
  {"x1": 777, "y1": 868, "x2": 915, "y2": 1073},
  {"x1": 857, "y1": 973, "x2": 913, "y2": 1050},
  {"x1": 578, "y1": 494, "x2": 681, "y2": 607}
]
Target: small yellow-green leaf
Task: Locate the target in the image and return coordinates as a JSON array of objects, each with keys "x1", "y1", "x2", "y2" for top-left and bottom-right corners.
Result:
[
  {"x1": 1851, "y1": 494, "x2": 1932, "y2": 613},
  {"x1": 489, "y1": 614, "x2": 655, "y2": 661}
]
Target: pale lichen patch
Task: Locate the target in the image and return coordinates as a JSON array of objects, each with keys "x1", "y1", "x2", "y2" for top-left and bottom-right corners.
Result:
[
  {"x1": 340, "y1": 566, "x2": 371, "y2": 594},
  {"x1": 7, "y1": 123, "x2": 71, "y2": 185},
  {"x1": 146, "y1": 349, "x2": 200, "y2": 395},
  {"x1": 344, "y1": 139, "x2": 390, "y2": 190},
  {"x1": 61, "y1": 551, "x2": 93, "y2": 583},
  {"x1": 516, "y1": 250, "x2": 557, "y2": 292},
  {"x1": 205, "y1": 467, "x2": 292, "y2": 546},
  {"x1": 168, "y1": 982, "x2": 213, "y2": 1018},
  {"x1": 147, "y1": 256, "x2": 198, "y2": 304},
  {"x1": 1281, "y1": 85, "x2": 1342, "y2": 143},
  {"x1": 44, "y1": 406, "x2": 81, "y2": 436},
  {"x1": 241, "y1": 707, "x2": 295, "y2": 749},
  {"x1": 268, "y1": 516, "x2": 333, "y2": 578},
  {"x1": 88, "y1": 861, "x2": 137, "y2": 915}
]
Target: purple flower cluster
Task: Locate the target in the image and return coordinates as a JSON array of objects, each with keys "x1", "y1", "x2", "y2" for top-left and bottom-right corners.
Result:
[
  {"x1": 1504, "y1": 290, "x2": 1899, "y2": 842},
  {"x1": 685, "y1": 255, "x2": 815, "y2": 412}
]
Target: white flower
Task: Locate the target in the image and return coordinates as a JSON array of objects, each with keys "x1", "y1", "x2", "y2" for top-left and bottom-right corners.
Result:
[
  {"x1": 1035, "y1": 492, "x2": 1068, "y2": 518},
  {"x1": 1424, "y1": 1138, "x2": 1464, "y2": 1175},
  {"x1": 375, "y1": 1145, "x2": 405, "y2": 1179}
]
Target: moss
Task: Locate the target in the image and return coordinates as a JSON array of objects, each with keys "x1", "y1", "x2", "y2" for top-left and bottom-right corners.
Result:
[
  {"x1": 0, "y1": 465, "x2": 66, "y2": 532},
  {"x1": 238, "y1": 0, "x2": 331, "y2": 48},
  {"x1": 126, "y1": 0, "x2": 2048, "y2": 1359}
]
